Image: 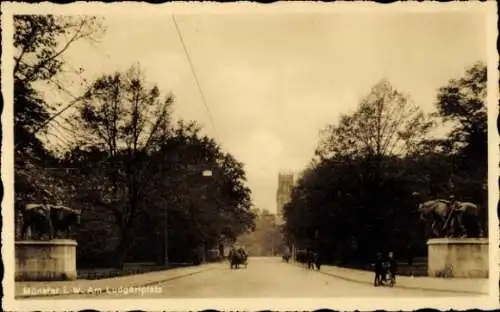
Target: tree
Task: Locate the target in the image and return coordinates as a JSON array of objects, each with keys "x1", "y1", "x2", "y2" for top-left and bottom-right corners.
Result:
[
  {"x1": 62, "y1": 74, "x2": 255, "y2": 266},
  {"x1": 60, "y1": 147, "x2": 123, "y2": 266},
  {"x1": 14, "y1": 15, "x2": 105, "y2": 161},
  {"x1": 322, "y1": 81, "x2": 431, "y2": 249},
  {"x1": 434, "y1": 62, "x2": 487, "y2": 184},
  {"x1": 143, "y1": 121, "x2": 256, "y2": 261},
  {"x1": 283, "y1": 158, "x2": 364, "y2": 263},
  {"x1": 316, "y1": 79, "x2": 433, "y2": 161},
  {"x1": 435, "y1": 62, "x2": 486, "y2": 155},
  {"x1": 285, "y1": 80, "x2": 435, "y2": 264},
  {"x1": 71, "y1": 65, "x2": 173, "y2": 267},
  {"x1": 13, "y1": 15, "x2": 106, "y2": 223},
  {"x1": 285, "y1": 64, "x2": 489, "y2": 268},
  {"x1": 434, "y1": 62, "x2": 488, "y2": 232}
]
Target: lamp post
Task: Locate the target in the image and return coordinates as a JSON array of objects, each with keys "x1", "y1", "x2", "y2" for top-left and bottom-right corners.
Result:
[
  {"x1": 164, "y1": 201, "x2": 169, "y2": 267},
  {"x1": 202, "y1": 170, "x2": 213, "y2": 177},
  {"x1": 271, "y1": 223, "x2": 275, "y2": 257},
  {"x1": 202, "y1": 170, "x2": 213, "y2": 262}
]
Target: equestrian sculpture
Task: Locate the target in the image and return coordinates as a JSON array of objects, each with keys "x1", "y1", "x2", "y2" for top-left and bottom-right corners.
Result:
[
  {"x1": 417, "y1": 196, "x2": 484, "y2": 238},
  {"x1": 17, "y1": 202, "x2": 81, "y2": 240}
]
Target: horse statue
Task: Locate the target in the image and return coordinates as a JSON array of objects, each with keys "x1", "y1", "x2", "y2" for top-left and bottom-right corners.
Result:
[
  {"x1": 417, "y1": 199, "x2": 483, "y2": 238},
  {"x1": 19, "y1": 203, "x2": 81, "y2": 240},
  {"x1": 228, "y1": 247, "x2": 247, "y2": 269}
]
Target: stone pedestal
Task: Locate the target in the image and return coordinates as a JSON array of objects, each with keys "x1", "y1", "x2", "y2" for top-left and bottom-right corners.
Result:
[
  {"x1": 15, "y1": 239, "x2": 77, "y2": 281},
  {"x1": 427, "y1": 238, "x2": 488, "y2": 278}
]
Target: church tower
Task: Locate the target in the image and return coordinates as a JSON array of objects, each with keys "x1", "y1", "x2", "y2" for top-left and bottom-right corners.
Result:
[{"x1": 276, "y1": 172, "x2": 294, "y2": 225}]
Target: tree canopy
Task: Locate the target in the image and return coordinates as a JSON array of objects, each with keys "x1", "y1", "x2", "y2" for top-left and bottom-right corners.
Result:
[
  {"x1": 13, "y1": 16, "x2": 256, "y2": 268},
  {"x1": 316, "y1": 79, "x2": 434, "y2": 161},
  {"x1": 284, "y1": 64, "x2": 488, "y2": 266},
  {"x1": 14, "y1": 15, "x2": 105, "y2": 162}
]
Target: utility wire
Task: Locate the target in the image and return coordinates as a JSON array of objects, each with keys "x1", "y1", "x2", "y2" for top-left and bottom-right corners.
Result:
[
  {"x1": 26, "y1": 87, "x2": 85, "y2": 139},
  {"x1": 171, "y1": 15, "x2": 220, "y2": 143}
]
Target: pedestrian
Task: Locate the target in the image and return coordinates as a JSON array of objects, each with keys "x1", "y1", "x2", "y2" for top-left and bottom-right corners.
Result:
[
  {"x1": 307, "y1": 249, "x2": 314, "y2": 270},
  {"x1": 388, "y1": 251, "x2": 397, "y2": 285},
  {"x1": 314, "y1": 251, "x2": 322, "y2": 271},
  {"x1": 407, "y1": 246, "x2": 413, "y2": 266},
  {"x1": 406, "y1": 246, "x2": 414, "y2": 276},
  {"x1": 373, "y1": 252, "x2": 383, "y2": 286}
]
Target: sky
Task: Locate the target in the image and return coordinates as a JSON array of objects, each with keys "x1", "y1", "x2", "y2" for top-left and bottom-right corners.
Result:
[{"x1": 42, "y1": 10, "x2": 487, "y2": 214}]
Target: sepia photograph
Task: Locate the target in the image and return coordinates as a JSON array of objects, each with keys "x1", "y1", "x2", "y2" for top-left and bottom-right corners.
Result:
[{"x1": 1, "y1": 2, "x2": 498, "y2": 311}]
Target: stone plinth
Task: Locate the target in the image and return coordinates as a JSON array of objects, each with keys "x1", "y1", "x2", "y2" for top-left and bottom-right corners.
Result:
[
  {"x1": 427, "y1": 238, "x2": 488, "y2": 278},
  {"x1": 16, "y1": 239, "x2": 77, "y2": 281}
]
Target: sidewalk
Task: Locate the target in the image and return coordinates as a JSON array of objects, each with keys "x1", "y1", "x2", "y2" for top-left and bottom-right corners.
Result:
[
  {"x1": 16, "y1": 262, "x2": 221, "y2": 299},
  {"x1": 294, "y1": 262, "x2": 489, "y2": 295}
]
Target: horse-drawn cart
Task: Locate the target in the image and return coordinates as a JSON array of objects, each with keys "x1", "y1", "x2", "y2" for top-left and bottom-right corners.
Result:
[{"x1": 228, "y1": 248, "x2": 248, "y2": 269}]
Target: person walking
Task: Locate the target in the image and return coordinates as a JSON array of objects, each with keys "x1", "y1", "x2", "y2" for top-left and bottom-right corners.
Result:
[
  {"x1": 307, "y1": 249, "x2": 314, "y2": 270},
  {"x1": 388, "y1": 251, "x2": 397, "y2": 285},
  {"x1": 314, "y1": 250, "x2": 322, "y2": 271},
  {"x1": 406, "y1": 246, "x2": 414, "y2": 277},
  {"x1": 373, "y1": 252, "x2": 383, "y2": 286}
]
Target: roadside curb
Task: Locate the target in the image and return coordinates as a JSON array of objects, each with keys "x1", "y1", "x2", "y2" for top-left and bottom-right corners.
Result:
[
  {"x1": 289, "y1": 262, "x2": 486, "y2": 295},
  {"x1": 16, "y1": 266, "x2": 218, "y2": 299},
  {"x1": 139, "y1": 267, "x2": 218, "y2": 287}
]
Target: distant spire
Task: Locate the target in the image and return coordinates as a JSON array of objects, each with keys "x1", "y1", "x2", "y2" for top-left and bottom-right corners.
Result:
[{"x1": 276, "y1": 170, "x2": 294, "y2": 224}]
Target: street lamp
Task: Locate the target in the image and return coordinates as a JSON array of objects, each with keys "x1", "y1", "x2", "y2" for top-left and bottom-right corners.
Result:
[
  {"x1": 200, "y1": 169, "x2": 213, "y2": 262},
  {"x1": 163, "y1": 199, "x2": 169, "y2": 267},
  {"x1": 202, "y1": 170, "x2": 213, "y2": 177}
]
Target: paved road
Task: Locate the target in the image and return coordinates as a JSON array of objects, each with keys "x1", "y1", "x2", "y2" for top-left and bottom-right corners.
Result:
[{"x1": 52, "y1": 257, "x2": 477, "y2": 298}]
